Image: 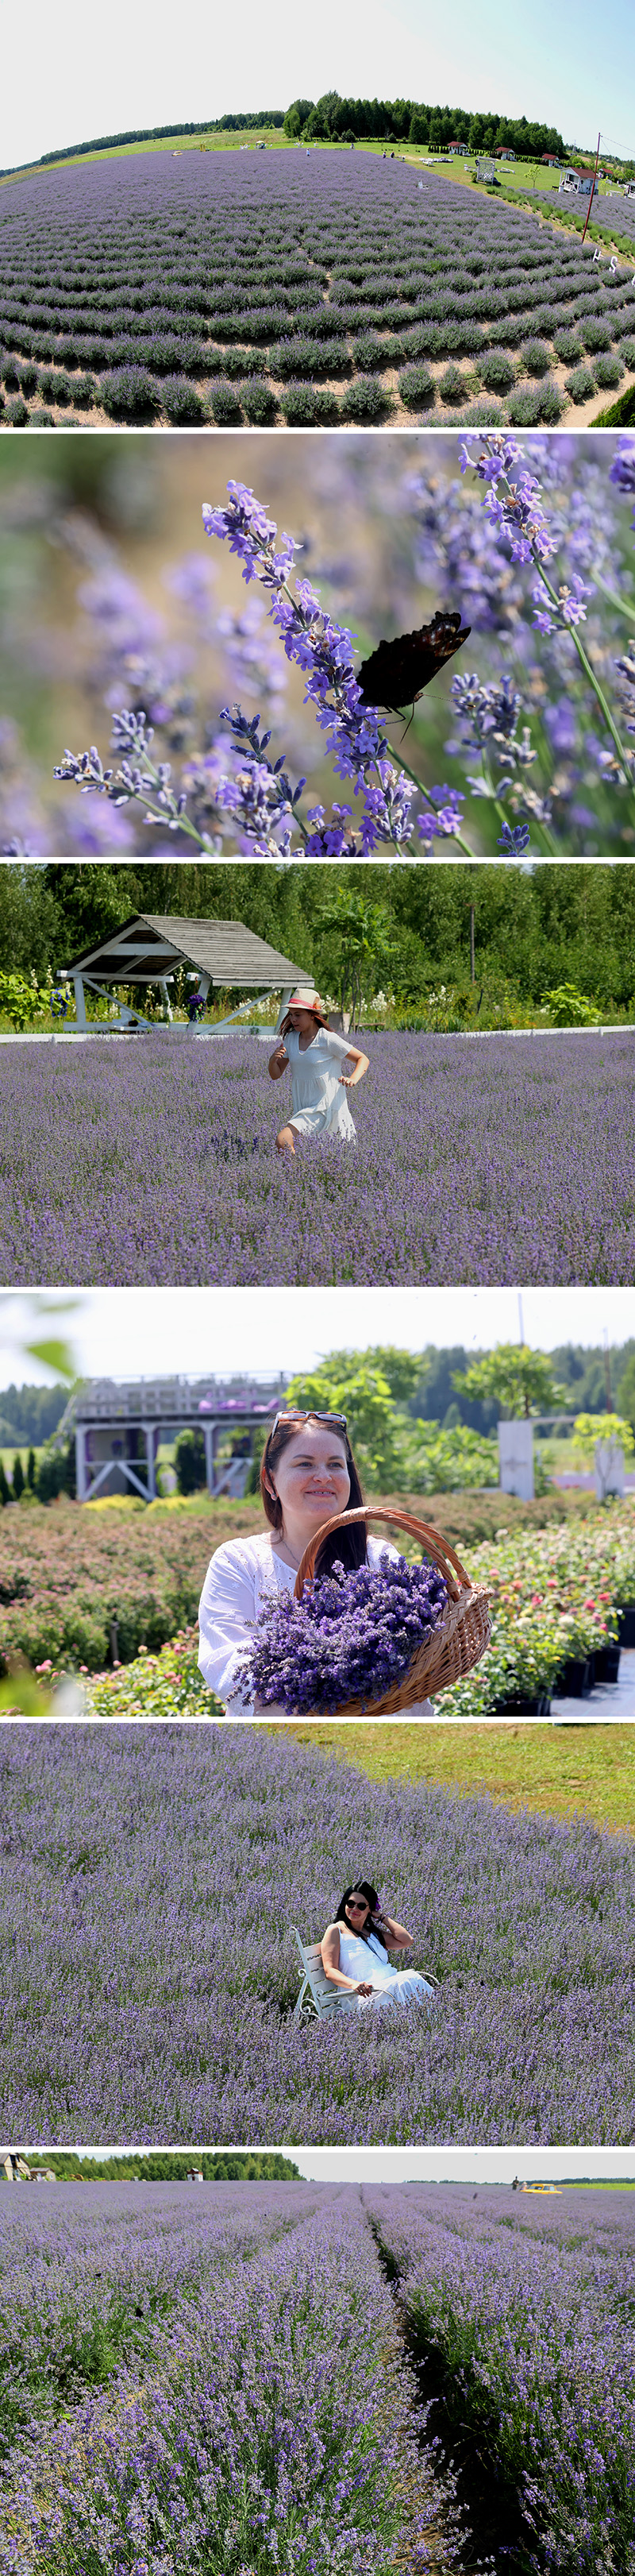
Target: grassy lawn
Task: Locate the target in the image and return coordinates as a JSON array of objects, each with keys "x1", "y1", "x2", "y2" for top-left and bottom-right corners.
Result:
[{"x1": 278, "y1": 1721, "x2": 635, "y2": 1836}]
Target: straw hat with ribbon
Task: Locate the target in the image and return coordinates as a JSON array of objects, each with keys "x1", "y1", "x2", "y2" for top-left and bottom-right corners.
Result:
[{"x1": 279, "y1": 988, "x2": 331, "y2": 1033}]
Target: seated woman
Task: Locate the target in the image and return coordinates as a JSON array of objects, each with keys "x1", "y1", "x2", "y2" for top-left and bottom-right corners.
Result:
[
  {"x1": 198, "y1": 1410, "x2": 434, "y2": 1717},
  {"x1": 321, "y1": 1881, "x2": 435, "y2": 2009},
  {"x1": 267, "y1": 988, "x2": 368, "y2": 1155}
]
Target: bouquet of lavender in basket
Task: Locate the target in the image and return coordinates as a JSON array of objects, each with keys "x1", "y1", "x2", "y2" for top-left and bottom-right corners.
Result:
[{"x1": 231, "y1": 1552, "x2": 449, "y2": 1716}]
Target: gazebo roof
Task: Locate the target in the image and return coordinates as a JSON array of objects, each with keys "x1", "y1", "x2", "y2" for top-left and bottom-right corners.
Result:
[{"x1": 65, "y1": 913, "x2": 310, "y2": 989}]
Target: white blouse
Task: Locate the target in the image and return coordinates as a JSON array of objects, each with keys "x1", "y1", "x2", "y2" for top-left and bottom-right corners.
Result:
[{"x1": 197, "y1": 1530, "x2": 433, "y2": 1718}]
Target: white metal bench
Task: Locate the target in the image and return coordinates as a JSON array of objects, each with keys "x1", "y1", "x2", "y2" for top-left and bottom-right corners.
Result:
[
  {"x1": 292, "y1": 1928, "x2": 360, "y2": 2020},
  {"x1": 291, "y1": 1925, "x2": 439, "y2": 2019}
]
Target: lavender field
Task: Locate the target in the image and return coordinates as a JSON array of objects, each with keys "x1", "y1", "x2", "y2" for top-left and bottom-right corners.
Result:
[
  {"x1": 2, "y1": 1726, "x2": 634, "y2": 2142},
  {"x1": 366, "y1": 2181, "x2": 635, "y2": 2576},
  {"x1": 0, "y1": 148, "x2": 633, "y2": 428},
  {"x1": 0, "y1": 1027, "x2": 632, "y2": 1284},
  {"x1": 0, "y1": 2181, "x2": 436, "y2": 2575},
  {"x1": 0, "y1": 2178, "x2": 632, "y2": 2576}
]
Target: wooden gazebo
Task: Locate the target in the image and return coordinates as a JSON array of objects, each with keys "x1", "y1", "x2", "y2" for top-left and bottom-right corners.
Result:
[{"x1": 62, "y1": 913, "x2": 311, "y2": 1032}]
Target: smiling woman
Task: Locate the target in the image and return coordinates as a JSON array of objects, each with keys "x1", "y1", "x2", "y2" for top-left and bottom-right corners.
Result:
[{"x1": 197, "y1": 1409, "x2": 435, "y2": 1716}]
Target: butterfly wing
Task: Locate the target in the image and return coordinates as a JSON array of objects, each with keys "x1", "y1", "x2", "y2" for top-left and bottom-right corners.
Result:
[{"x1": 357, "y1": 611, "x2": 471, "y2": 713}]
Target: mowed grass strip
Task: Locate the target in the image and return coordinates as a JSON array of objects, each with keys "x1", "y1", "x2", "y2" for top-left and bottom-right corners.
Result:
[{"x1": 279, "y1": 1720, "x2": 635, "y2": 1835}]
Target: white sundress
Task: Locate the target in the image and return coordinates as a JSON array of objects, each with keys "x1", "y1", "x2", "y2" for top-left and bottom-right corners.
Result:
[
  {"x1": 283, "y1": 1026, "x2": 358, "y2": 1140},
  {"x1": 197, "y1": 1531, "x2": 434, "y2": 1717},
  {"x1": 336, "y1": 1928, "x2": 435, "y2": 2010}
]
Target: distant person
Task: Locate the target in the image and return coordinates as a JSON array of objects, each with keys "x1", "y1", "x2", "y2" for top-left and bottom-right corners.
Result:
[
  {"x1": 321, "y1": 1883, "x2": 436, "y2": 2008},
  {"x1": 267, "y1": 988, "x2": 368, "y2": 1155},
  {"x1": 197, "y1": 1410, "x2": 435, "y2": 1715}
]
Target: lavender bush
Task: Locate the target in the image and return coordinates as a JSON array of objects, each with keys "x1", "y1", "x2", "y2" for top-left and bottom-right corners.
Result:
[
  {"x1": 1, "y1": 1726, "x2": 634, "y2": 2141},
  {"x1": 0, "y1": 2185, "x2": 435, "y2": 2576},
  {"x1": 235, "y1": 1552, "x2": 449, "y2": 1713},
  {"x1": 0, "y1": 149, "x2": 633, "y2": 427},
  {"x1": 367, "y1": 2181, "x2": 635, "y2": 2576},
  {"x1": 52, "y1": 440, "x2": 635, "y2": 857},
  {"x1": 0, "y1": 1026, "x2": 633, "y2": 1284}
]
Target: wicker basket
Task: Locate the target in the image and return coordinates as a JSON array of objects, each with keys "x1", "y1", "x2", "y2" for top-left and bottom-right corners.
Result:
[{"x1": 293, "y1": 1505, "x2": 491, "y2": 1716}]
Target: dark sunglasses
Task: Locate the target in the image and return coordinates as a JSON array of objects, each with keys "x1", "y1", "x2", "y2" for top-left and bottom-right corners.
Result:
[{"x1": 269, "y1": 1410, "x2": 348, "y2": 1439}]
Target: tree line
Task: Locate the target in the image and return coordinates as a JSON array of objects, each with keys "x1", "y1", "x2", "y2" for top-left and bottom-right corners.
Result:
[
  {"x1": 4, "y1": 2152, "x2": 300, "y2": 2180},
  {"x1": 6, "y1": 863, "x2": 635, "y2": 1017},
  {"x1": 284, "y1": 92, "x2": 564, "y2": 156}
]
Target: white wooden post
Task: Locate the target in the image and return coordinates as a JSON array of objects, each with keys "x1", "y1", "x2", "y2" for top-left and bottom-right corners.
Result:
[
  {"x1": 75, "y1": 1424, "x2": 87, "y2": 1500},
  {"x1": 159, "y1": 980, "x2": 173, "y2": 1023},
  {"x1": 73, "y1": 973, "x2": 87, "y2": 1031},
  {"x1": 498, "y1": 1419, "x2": 534, "y2": 1500},
  {"x1": 144, "y1": 1427, "x2": 156, "y2": 1500},
  {"x1": 203, "y1": 1423, "x2": 215, "y2": 1493}
]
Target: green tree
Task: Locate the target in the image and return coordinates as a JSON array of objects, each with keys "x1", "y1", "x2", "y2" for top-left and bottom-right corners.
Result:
[
  {"x1": 572, "y1": 1412, "x2": 634, "y2": 1465},
  {"x1": 452, "y1": 1345, "x2": 566, "y2": 1419},
  {"x1": 315, "y1": 890, "x2": 401, "y2": 1024},
  {"x1": 11, "y1": 1454, "x2": 25, "y2": 1500},
  {"x1": 0, "y1": 1462, "x2": 10, "y2": 1508},
  {"x1": 409, "y1": 108, "x2": 429, "y2": 144},
  {"x1": 174, "y1": 1427, "x2": 206, "y2": 1494},
  {"x1": 284, "y1": 1358, "x2": 406, "y2": 1486},
  {"x1": 26, "y1": 1448, "x2": 37, "y2": 1491}
]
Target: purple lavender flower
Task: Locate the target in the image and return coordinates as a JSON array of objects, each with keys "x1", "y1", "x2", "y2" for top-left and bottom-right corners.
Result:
[{"x1": 233, "y1": 1551, "x2": 449, "y2": 1715}]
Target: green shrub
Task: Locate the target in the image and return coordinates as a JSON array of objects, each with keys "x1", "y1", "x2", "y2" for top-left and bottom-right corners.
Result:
[
  {"x1": 581, "y1": 318, "x2": 613, "y2": 352},
  {"x1": 27, "y1": 408, "x2": 56, "y2": 427},
  {"x1": 73, "y1": 373, "x2": 98, "y2": 409},
  {"x1": 564, "y1": 364, "x2": 596, "y2": 403},
  {"x1": 16, "y1": 361, "x2": 38, "y2": 396},
  {"x1": 38, "y1": 367, "x2": 75, "y2": 406},
  {"x1": 279, "y1": 381, "x2": 341, "y2": 423},
  {"x1": 594, "y1": 352, "x2": 622, "y2": 388},
  {"x1": 519, "y1": 338, "x2": 552, "y2": 377},
  {"x1": 101, "y1": 368, "x2": 160, "y2": 420},
  {"x1": 537, "y1": 377, "x2": 565, "y2": 421},
  {"x1": 479, "y1": 347, "x2": 515, "y2": 392},
  {"x1": 506, "y1": 382, "x2": 544, "y2": 423},
  {"x1": 174, "y1": 1428, "x2": 206, "y2": 1495},
  {"x1": 553, "y1": 328, "x2": 583, "y2": 363},
  {"x1": 619, "y1": 336, "x2": 635, "y2": 369},
  {"x1": 3, "y1": 397, "x2": 29, "y2": 426},
  {"x1": 398, "y1": 362, "x2": 435, "y2": 411},
  {"x1": 161, "y1": 376, "x2": 207, "y2": 422},
  {"x1": 206, "y1": 377, "x2": 243, "y2": 423},
  {"x1": 341, "y1": 374, "x2": 393, "y2": 422},
  {"x1": 437, "y1": 361, "x2": 467, "y2": 404},
  {"x1": 238, "y1": 377, "x2": 279, "y2": 423}
]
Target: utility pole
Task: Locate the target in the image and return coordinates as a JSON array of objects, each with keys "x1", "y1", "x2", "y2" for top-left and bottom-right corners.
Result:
[
  {"x1": 603, "y1": 1327, "x2": 612, "y2": 1410},
  {"x1": 581, "y1": 131, "x2": 601, "y2": 243},
  {"x1": 470, "y1": 903, "x2": 475, "y2": 983}
]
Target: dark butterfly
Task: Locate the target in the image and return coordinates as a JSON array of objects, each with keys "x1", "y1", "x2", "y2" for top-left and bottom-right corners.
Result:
[{"x1": 357, "y1": 609, "x2": 471, "y2": 716}]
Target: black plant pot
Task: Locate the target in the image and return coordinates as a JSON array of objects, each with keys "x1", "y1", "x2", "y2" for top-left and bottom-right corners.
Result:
[
  {"x1": 618, "y1": 1605, "x2": 635, "y2": 1647},
  {"x1": 553, "y1": 1656, "x2": 594, "y2": 1699},
  {"x1": 491, "y1": 1691, "x2": 552, "y2": 1716},
  {"x1": 593, "y1": 1644, "x2": 622, "y2": 1686}
]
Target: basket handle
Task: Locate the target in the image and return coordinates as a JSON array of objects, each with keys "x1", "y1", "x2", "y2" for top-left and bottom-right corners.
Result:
[{"x1": 294, "y1": 1505, "x2": 471, "y2": 1602}]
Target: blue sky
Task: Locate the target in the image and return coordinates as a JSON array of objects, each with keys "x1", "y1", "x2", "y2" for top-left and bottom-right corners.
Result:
[{"x1": 0, "y1": 0, "x2": 632, "y2": 171}]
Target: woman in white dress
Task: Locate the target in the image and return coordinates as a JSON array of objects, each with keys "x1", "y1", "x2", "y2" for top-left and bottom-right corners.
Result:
[
  {"x1": 197, "y1": 1410, "x2": 434, "y2": 1717},
  {"x1": 321, "y1": 1881, "x2": 435, "y2": 2010},
  {"x1": 267, "y1": 989, "x2": 369, "y2": 1155}
]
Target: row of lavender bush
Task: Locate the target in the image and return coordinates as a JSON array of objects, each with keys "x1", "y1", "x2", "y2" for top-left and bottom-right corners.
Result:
[
  {"x1": 0, "y1": 2185, "x2": 434, "y2": 2576},
  {"x1": 0, "y1": 150, "x2": 632, "y2": 421}
]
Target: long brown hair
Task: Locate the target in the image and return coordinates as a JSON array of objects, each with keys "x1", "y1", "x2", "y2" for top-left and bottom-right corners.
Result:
[
  {"x1": 260, "y1": 1415, "x2": 368, "y2": 1574},
  {"x1": 279, "y1": 1006, "x2": 327, "y2": 1041}
]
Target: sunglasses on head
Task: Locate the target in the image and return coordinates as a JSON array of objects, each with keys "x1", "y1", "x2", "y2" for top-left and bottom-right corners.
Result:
[{"x1": 269, "y1": 1410, "x2": 348, "y2": 1439}]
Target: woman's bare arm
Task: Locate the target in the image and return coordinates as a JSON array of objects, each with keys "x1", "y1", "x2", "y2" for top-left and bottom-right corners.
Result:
[
  {"x1": 377, "y1": 1914, "x2": 414, "y2": 1950},
  {"x1": 338, "y1": 1044, "x2": 369, "y2": 1091},
  {"x1": 268, "y1": 1041, "x2": 289, "y2": 1083},
  {"x1": 321, "y1": 1924, "x2": 372, "y2": 1993}
]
